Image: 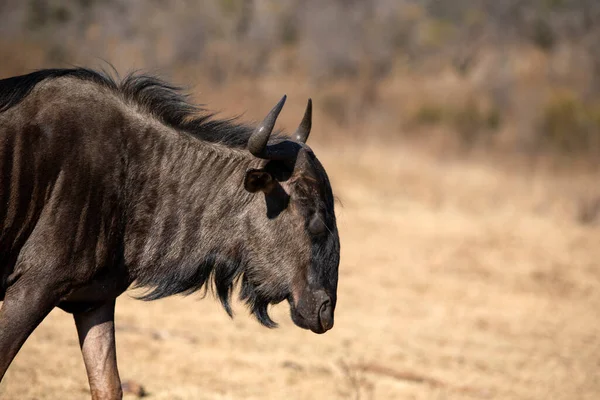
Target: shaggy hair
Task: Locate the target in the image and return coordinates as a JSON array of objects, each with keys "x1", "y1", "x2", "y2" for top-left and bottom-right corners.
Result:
[{"x1": 0, "y1": 67, "x2": 266, "y2": 147}]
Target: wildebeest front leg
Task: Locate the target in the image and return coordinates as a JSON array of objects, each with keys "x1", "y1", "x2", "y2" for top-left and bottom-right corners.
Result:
[
  {"x1": 74, "y1": 300, "x2": 122, "y2": 400},
  {"x1": 0, "y1": 280, "x2": 63, "y2": 381}
]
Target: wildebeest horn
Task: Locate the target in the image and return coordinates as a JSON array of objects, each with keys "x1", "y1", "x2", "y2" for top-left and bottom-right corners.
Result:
[
  {"x1": 294, "y1": 98, "x2": 312, "y2": 143},
  {"x1": 248, "y1": 95, "x2": 287, "y2": 159}
]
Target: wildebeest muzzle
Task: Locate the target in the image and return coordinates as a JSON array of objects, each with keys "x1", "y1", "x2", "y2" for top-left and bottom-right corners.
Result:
[{"x1": 289, "y1": 288, "x2": 334, "y2": 334}]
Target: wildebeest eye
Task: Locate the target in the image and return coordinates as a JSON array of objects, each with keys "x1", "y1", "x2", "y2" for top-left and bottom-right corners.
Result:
[{"x1": 308, "y1": 213, "x2": 326, "y2": 236}]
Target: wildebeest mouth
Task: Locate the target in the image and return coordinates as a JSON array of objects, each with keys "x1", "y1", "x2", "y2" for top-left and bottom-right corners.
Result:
[{"x1": 287, "y1": 293, "x2": 334, "y2": 334}]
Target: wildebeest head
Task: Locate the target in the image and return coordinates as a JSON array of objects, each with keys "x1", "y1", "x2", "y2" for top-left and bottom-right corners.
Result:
[{"x1": 241, "y1": 96, "x2": 340, "y2": 334}]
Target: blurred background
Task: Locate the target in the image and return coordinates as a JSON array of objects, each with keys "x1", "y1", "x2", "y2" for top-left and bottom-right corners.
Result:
[
  {"x1": 1, "y1": 1, "x2": 600, "y2": 399},
  {"x1": 3, "y1": 0, "x2": 600, "y2": 159}
]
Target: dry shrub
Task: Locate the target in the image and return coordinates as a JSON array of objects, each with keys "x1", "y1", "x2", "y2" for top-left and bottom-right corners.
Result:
[
  {"x1": 413, "y1": 104, "x2": 444, "y2": 126},
  {"x1": 537, "y1": 90, "x2": 600, "y2": 155},
  {"x1": 410, "y1": 99, "x2": 502, "y2": 149},
  {"x1": 451, "y1": 99, "x2": 501, "y2": 147},
  {"x1": 531, "y1": 17, "x2": 557, "y2": 52}
]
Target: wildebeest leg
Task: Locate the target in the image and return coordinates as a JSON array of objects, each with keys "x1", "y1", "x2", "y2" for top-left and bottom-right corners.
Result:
[
  {"x1": 0, "y1": 280, "x2": 63, "y2": 381},
  {"x1": 74, "y1": 300, "x2": 122, "y2": 400}
]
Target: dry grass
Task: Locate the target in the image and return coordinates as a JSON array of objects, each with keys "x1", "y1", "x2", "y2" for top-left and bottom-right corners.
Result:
[{"x1": 1, "y1": 141, "x2": 599, "y2": 400}]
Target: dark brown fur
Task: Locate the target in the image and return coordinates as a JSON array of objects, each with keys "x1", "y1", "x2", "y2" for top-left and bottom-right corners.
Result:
[{"x1": 0, "y1": 68, "x2": 339, "y2": 398}]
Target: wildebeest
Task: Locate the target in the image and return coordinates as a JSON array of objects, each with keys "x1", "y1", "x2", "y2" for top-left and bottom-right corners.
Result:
[{"x1": 0, "y1": 68, "x2": 340, "y2": 399}]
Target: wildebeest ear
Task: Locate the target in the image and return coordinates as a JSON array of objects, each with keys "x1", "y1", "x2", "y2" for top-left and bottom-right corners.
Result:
[{"x1": 244, "y1": 169, "x2": 274, "y2": 193}]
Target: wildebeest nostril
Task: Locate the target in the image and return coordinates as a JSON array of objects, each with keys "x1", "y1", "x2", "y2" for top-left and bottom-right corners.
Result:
[{"x1": 318, "y1": 299, "x2": 334, "y2": 331}]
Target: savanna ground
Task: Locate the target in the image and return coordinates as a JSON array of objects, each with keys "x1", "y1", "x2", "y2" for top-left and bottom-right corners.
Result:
[{"x1": 1, "y1": 134, "x2": 599, "y2": 399}]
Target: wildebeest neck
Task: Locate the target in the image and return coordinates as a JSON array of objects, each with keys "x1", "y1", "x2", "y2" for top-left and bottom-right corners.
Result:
[{"x1": 123, "y1": 124, "x2": 260, "y2": 300}]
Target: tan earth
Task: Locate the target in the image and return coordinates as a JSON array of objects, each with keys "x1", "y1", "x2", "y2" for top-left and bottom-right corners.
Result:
[{"x1": 1, "y1": 144, "x2": 599, "y2": 400}]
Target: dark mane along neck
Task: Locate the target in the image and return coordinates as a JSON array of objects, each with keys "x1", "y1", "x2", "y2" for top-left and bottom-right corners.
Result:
[
  {"x1": 0, "y1": 68, "x2": 115, "y2": 113},
  {"x1": 0, "y1": 67, "x2": 273, "y2": 148}
]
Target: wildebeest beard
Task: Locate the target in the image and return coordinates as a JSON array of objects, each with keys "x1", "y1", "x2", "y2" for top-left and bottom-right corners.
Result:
[{"x1": 133, "y1": 248, "x2": 281, "y2": 327}]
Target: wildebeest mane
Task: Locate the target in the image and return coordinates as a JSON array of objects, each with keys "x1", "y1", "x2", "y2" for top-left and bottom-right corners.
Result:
[
  {"x1": 0, "y1": 68, "x2": 114, "y2": 113},
  {"x1": 134, "y1": 249, "x2": 277, "y2": 327},
  {"x1": 0, "y1": 67, "x2": 262, "y2": 148}
]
